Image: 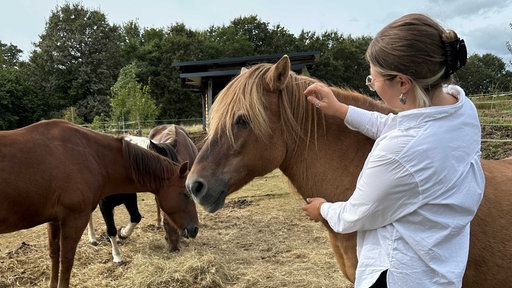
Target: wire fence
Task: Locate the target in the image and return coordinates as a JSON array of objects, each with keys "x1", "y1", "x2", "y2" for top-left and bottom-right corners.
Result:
[
  {"x1": 81, "y1": 118, "x2": 203, "y2": 135},
  {"x1": 471, "y1": 92, "x2": 512, "y2": 143}
]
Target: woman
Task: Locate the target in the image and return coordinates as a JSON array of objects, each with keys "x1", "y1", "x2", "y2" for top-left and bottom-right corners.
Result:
[{"x1": 302, "y1": 13, "x2": 484, "y2": 288}]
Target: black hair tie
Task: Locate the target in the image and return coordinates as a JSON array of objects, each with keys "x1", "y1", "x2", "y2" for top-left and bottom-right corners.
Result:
[{"x1": 444, "y1": 38, "x2": 467, "y2": 76}]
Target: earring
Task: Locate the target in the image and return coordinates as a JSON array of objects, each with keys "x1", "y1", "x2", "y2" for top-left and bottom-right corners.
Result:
[{"x1": 399, "y1": 93, "x2": 407, "y2": 105}]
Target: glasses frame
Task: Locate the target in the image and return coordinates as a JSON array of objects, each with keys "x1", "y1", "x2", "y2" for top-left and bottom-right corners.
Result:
[{"x1": 365, "y1": 75, "x2": 395, "y2": 91}]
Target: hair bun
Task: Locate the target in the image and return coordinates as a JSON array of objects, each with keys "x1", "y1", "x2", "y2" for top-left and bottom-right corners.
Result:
[{"x1": 444, "y1": 38, "x2": 467, "y2": 76}]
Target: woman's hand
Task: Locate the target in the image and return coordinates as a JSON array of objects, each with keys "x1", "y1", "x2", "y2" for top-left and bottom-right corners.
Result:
[
  {"x1": 302, "y1": 197, "x2": 327, "y2": 222},
  {"x1": 304, "y1": 83, "x2": 348, "y2": 119}
]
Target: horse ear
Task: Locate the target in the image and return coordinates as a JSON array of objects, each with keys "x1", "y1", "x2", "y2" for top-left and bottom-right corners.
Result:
[
  {"x1": 149, "y1": 140, "x2": 166, "y2": 155},
  {"x1": 179, "y1": 161, "x2": 189, "y2": 176},
  {"x1": 240, "y1": 67, "x2": 249, "y2": 74},
  {"x1": 266, "y1": 55, "x2": 290, "y2": 91}
]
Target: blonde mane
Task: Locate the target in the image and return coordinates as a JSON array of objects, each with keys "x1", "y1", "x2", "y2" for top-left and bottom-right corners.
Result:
[{"x1": 208, "y1": 62, "x2": 395, "y2": 148}]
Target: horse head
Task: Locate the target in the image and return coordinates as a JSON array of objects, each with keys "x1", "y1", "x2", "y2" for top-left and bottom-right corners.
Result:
[
  {"x1": 124, "y1": 139, "x2": 199, "y2": 239},
  {"x1": 187, "y1": 55, "x2": 311, "y2": 212},
  {"x1": 156, "y1": 161, "x2": 198, "y2": 239}
]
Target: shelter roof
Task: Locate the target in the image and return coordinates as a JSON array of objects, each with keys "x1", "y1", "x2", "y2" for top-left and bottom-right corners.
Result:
[{"x1": 172, "y1": 51, "x2": 320, "y2": 91}]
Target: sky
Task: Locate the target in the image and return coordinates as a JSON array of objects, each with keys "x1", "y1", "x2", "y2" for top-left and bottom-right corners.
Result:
[{"x1": 1, "y1": 0, "x2": 511, "y2": 67}]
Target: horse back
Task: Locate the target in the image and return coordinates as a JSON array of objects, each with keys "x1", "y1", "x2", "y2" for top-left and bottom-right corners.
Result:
[{"x1": 0, "y1": 120, "x2": 121, "y2": 233}]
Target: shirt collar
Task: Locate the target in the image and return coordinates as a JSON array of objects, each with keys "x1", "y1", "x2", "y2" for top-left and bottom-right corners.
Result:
[{"x1": 396, "y1": 85, "x2": 465, "y2": 129}]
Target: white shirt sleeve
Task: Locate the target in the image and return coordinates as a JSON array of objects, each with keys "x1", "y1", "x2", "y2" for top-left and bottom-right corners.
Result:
[
  {"x1": 344, "y1": 105, "x2": 395, "y2": 140},
  {"x1": 320, "y1": 152, "x2": 422, "y2": 233}
]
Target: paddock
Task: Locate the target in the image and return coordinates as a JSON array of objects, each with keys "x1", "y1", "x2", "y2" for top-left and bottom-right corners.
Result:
[
  {"x1": 0, "y1": 170, "x2": 350, "y2": 288},
  {"x1": 0, "y1": 123, "x2": 510, "y2": 287}
]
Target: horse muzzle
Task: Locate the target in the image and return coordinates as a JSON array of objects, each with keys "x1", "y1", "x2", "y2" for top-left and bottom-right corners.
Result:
[
  {"x1": 186, "y1": 176, "x2": 227, "y2": 213},
  {"x1": 183, "y1": 224, "x2": 199, "y2": 239}
]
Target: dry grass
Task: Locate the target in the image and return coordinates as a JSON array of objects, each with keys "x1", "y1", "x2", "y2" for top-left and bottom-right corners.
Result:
[{"x1": 0, "y1": 170, "x2": 352, "y2": 288}]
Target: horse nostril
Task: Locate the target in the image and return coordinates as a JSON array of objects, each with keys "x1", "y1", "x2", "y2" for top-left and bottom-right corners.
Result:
[
  {"x1": 191, "y1": 226, "x2": 199, "y2": 238},
  {"x1": 190, "y1": 180, "x2": 205, "y2": 197},
  {"x1": 184, "y1": 226, "x2": 199, "y2": 239}
]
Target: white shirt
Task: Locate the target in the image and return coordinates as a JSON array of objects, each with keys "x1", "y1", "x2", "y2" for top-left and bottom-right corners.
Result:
[{"x1": 320, "y1": 85, "x2": 485, "y2": 288}]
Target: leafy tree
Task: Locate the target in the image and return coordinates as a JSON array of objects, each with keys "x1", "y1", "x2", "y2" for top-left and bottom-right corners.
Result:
[
  {"x1": 111, "y1": 62, "x2": 158, "y2": 130},
  {"x1": 0, "y1": 42, "x2": 45, "y2": 129},
  {"x1": 455, "y1": 53, "x2": 508, "y2": 94},
  {"x1": 62, "y1": 106, "x2": 84, "y2": 124},
  {"x1": 302, "y1": 31, "x2": 372, "y2": 93},
  {"x1": 0, "y1": 41, "x2": 22, "y2": 68},
  {"x1": 135, "y1": 24, "x2": 204, "y2": 121},
  {"x1": 29, "y1": 3, "x2": 125, "y2": 122}
]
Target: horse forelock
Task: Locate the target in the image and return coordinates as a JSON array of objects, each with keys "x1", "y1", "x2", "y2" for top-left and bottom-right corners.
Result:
[
  {"x1": 209, "y1": 64, "x2": 273, "y2": 146},
  {"x1": 208, "y1": 61, "x2": 394, "y2": 149},
  {"x1": 121, "y1": 138, "x2": 177, "y2": 191}
]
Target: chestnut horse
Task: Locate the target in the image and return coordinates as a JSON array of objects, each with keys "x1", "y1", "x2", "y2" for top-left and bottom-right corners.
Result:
[
  {"x1": 87, "y1": 135, "x2": 185, "y2": 263},
  {"x1": 149, "y1": 124, "x2": 199, "y2": 251},
  {"x1": 0, "y1": 119, "x2": 198, "y2": 288},
  {"x1": 186, "y1": 55, "x2": 512, "y2": 287}
]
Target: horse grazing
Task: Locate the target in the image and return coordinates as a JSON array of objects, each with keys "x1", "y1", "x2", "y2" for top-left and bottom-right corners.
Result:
[
  {"x1": 149, "y1": 124, "x2": 199, "y2": 251},
  {"x1": 87, "y1": 135, "x2": 184, "y2": 263},
  {"x1": 0, "y1": 119, "x2": 198, "y2": 288},
  {"x1": 186, "y1": 55, "x2": 512, "y2": 287}
]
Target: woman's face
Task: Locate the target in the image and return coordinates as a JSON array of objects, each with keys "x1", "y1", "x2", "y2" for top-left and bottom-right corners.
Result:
[{"x1": 369, "y1": 65, "x2": 403, "y2": 109}]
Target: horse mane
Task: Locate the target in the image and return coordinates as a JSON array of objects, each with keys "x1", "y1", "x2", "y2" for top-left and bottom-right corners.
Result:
[
  {"x1": 209, "y1": 62, "x2": 395, "y2": 147},
  {"x1": 119, "y1": 137, "x2": 177, "y2": 191},
  {"x1": 155, "y1": 142, "x2": 181, "y2": 163}
]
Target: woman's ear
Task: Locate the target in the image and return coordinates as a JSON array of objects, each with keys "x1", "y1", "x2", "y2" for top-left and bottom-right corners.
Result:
[{"x1": 396, "y1": 75, "x2": 412, "y2": 92}]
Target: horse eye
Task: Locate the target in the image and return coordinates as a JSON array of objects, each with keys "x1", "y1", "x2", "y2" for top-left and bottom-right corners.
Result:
[{"x1": 235, "y1": 115, "x2": 250, "y2": 129}]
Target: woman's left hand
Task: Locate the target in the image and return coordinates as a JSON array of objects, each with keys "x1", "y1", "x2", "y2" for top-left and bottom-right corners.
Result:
[{"x1": 302, "y1": 197, "x2": 327, "y2": 222}]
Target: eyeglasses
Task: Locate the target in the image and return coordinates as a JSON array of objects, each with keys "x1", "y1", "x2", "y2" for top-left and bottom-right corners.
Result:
[{"x1": 365, "y1": 75, "x2": 395, "y2": 91}]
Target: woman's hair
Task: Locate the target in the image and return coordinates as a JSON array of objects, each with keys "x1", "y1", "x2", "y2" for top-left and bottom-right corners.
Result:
[{"x1": 365, "y1": 13, "x2": 467, "y2": 107}]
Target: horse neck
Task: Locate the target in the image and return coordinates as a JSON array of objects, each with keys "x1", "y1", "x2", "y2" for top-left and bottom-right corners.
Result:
[
  {"x1": 105, "y1": 139, "x2": 174, "y2": 196},
  {"x1": 279, "y1": 89, "x2": 388, "y2": 202}
]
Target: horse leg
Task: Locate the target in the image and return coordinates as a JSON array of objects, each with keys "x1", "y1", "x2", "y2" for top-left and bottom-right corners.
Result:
[
  {"x1": 57, "y1": 214, "x2": 90, "y2": 288},
  {"x1": 327, "y1": 230, "x2": 358, "y2": 283},
  {"x1": 163, "y1": 216, "x2": 181, "y2": 252},
  {"x1": 47, "y1": 221, "x2": 61, "y2": 288},
  {"x1": 99, "y1": 199, "x2": 123, "y2": 263},
  {"x1": 155, "y1": 196, "x2": 162, "y2": 228},
  {"x1": 108, "y1": 235, "x2": 123, "y2": 264},
  {"x1": 87, "y1": 215, "x2": 98, "y2": 245},
  {"x1": 119, "y1": 193, "x2": 142, "y2": 239}
]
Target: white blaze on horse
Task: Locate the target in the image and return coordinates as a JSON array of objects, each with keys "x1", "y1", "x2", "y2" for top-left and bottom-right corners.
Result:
[{"x1": 186, "y1": 55, "x2": 512, "y2": 287}]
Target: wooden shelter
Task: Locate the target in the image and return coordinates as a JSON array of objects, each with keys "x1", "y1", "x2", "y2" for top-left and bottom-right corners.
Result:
[{"x1": 172, "y1": 51, "x2": 319, "y2": 130}]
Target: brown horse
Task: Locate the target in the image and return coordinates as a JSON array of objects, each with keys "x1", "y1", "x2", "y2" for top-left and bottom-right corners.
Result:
[
  {"x1": 149, "y1": 124, "x2": 199, "y2": 251},
  {"x1": 0, "y1": 119, "x2": 198, "y2": 288},
  {"x1": 186, "y1": 55, "x2": 512, "y2": 287}
]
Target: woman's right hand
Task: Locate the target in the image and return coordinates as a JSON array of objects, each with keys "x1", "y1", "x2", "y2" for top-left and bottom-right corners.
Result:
[{"x1": 304, "y1": 83, "x2": 348, "y2": 119}]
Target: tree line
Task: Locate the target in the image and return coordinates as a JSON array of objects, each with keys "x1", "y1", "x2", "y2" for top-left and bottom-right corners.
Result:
[{"x1": 1, "y1": 2, "x2": 511, "y2": 130}]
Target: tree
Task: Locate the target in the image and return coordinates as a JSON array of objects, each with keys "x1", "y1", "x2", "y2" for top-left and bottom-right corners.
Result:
[
  {"x1": 0, "y1": 41, "x2": 45, "y2": 129},
  {"x1": 455, "y1": 53, "x2": 508, "y2": 94},
  {"x1": 111, "y1": 62, "x2": 158, "y2": 131},
  {"x1": 134, "y1": 24, "x2": 204, "y2": 121},
  {"x1": 29, "y1": 3, "x2": 125, "y2": 122},
  {"x1": 0, "y1": 41, "x2": 22, "y2": 68}
]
